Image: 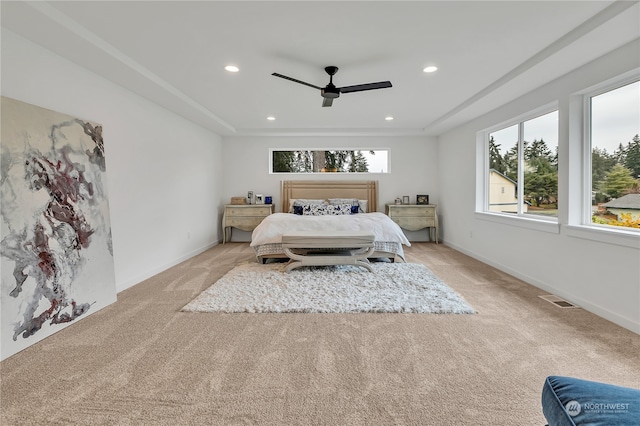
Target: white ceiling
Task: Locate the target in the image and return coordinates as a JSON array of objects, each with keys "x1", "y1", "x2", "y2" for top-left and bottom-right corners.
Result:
[{"x1": 2, "y1": 1, "x2": 639, "y2": 137}]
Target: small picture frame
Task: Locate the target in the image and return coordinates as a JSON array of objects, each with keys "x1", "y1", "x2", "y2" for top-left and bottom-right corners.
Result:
[
  {"x1": 402, "y1": 195, "x2": 410, "y2": 205},
  {"x1": 417, "y1": 194, "x2": 429, "y2": 205},
  {"x1": 255, "y1": 194, "x2": 264, "y2": 204},
  {"x1": 247, "y1": 191, "x2": 254, "y2": 205}
]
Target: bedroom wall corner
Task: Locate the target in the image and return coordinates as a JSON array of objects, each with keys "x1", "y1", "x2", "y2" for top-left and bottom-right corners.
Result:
[{"x1": 1, "y1": 29, "x2": 224, "y2": 293}]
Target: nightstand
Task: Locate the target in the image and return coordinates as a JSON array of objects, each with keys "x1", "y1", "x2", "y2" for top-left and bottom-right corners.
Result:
[
  {"x1": 222, "y1": 204, "x2": 273, "y2": 243},
  {"x1": 385, "y1": 204, "x2": 439, "y2": 243}
]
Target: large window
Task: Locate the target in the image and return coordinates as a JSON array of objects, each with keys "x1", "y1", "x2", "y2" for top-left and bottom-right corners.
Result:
[
  {"x1": 487, "y1": 110, "x2": 559, "y2": 219},
  {"x1": 270, "y1": 149, "x2": 389, "y2": 173},
  {"x1": 589, "y1": 80, "x2": 640, "y2": 229}
]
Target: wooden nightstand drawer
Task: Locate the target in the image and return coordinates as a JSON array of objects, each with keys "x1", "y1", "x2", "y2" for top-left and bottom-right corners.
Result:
[
  {"x1": 225, "y1": 206, "x2": 272, "y2": 217},
  {"x1": 225, "y1": 216, "x2": 264, "y2": 230},
  {"x1": 393, "y1": 216, "x2": 436, "y2": 231},
  {"x1": 388, "y1": 207, "x2": 435, "y2": 217}
]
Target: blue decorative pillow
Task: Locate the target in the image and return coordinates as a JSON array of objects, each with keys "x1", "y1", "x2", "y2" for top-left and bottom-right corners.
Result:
[
  {"x1": 293, "y1": 205, "x2": 303, "y2": 215},
  {"x1": 301, "y1": 203, "x2": 353, "y2": 216},
  {"x1": 289, "y1": 199, "x2": 326, "y2": 213},
  {"x1": 351, "y1": 205, "x2": 359, "y2": 214}
]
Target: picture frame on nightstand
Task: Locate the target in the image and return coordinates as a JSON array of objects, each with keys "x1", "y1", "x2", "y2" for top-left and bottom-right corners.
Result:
[
  {"x1": 402, "y1": 195, "x2": 410, "y2": 204},
  {"x1": 417, "y1": 194, "x2": 429, "y2": 205}
]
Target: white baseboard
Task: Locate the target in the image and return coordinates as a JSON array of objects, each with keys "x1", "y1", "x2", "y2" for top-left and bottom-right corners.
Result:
[
  {"x1": 115, "y1": 241, "x2": 219, "y2": 293},
  {"x1": 444, "y1": 240, "x2": 640, "y2": 335}
]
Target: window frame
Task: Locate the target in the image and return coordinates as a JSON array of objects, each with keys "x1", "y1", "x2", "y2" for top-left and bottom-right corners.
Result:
[
  {"x1": 476, "y1": 102, "x2": 560, "y2": 234},
  {"x1": 564, "y1": 71, "x2": 640, "y2": 248},
  {"x1": 268, "y1": 148, "x2": 391, "y2": 174}
]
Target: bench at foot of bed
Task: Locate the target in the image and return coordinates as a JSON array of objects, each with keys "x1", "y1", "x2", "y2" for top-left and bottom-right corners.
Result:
[{"x1": 281, "y1": 231, "x2": 376, "y2": 273}]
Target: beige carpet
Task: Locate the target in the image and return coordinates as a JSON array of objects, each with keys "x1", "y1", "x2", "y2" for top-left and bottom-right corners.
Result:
[{"x1": 1, "y1": 243, "x2": 639, "y2": 425}]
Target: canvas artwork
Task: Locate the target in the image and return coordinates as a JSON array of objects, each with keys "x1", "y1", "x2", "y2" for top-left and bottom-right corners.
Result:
[{"x1": 1, "y1": 97, "x2": 116, "y2": 360}]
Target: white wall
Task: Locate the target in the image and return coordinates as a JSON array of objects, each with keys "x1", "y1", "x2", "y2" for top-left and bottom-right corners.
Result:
[
  {"x1": 438, "y1": 39, "x2": 640, "y2": 333},
  {"x1": 1, "y1": 29, "x2": 224, "y2": 292},
  {"x1": 221, "y1": 135, "x2": 438, "y2": 241}
]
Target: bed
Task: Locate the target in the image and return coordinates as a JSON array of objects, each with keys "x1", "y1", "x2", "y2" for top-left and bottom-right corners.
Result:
[{"x1": 250, "y1": 180, "x2": 410, "y2": 263}]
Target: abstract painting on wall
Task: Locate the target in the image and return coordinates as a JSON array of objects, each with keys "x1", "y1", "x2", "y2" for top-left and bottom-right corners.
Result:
[{"x1": 1, "y1": 97, "x2": 116, "y2": 360}]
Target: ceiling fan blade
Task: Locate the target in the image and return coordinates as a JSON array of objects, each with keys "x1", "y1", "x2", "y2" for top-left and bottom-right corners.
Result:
[
  {"x1": 272, "y1": 73, "x2": 322, "y2": 90},
  {"x1": 322, "y1": 97, "x2": 333, "y2": 107},
  {"x1": 339, "y1": 81, "x2": 392, "y2": 94}
]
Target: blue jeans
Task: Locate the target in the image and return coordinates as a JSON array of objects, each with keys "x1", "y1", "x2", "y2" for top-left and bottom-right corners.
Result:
[{"x1": 542, "y1": 375, "x2": 640, "y2": 426}]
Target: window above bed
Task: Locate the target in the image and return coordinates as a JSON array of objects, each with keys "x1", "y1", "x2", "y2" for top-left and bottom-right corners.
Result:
[{"x1": 270, "y1": 149, "x2": 389, "y2": 173}]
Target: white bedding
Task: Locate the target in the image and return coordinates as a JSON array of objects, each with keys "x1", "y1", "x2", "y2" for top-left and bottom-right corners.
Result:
[{"x1": 251, "y1": 212, "x2": 411, "y2": 247}]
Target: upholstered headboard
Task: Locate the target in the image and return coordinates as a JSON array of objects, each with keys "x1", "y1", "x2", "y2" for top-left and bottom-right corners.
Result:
[{"x1": 280, "y1": 180, "x2": 378, "y2": 213}]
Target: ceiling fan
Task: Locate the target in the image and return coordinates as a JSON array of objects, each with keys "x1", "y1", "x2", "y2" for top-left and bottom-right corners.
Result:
[{"x1": 272, "y1": 66, "x2": 392, "y2": 107}]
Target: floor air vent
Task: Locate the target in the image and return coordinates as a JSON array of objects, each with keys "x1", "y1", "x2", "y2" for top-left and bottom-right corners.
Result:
[{"x1": 539, "y1": 294, "x2": 579, "y2": 308}]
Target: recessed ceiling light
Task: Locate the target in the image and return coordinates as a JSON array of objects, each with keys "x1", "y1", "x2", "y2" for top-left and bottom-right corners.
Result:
[
  {"x1": 423, "y1": 66, "x2": 438, "y2": 73},
  {"x1": 267, "y1": 116, "x2": 276, "y2": 121},
  {"x1": 385, "y1": 116, "x2": 394, "y2": 121},
  {"x1": 225, "y1": 65, "x2": 239, "y2": 72}
]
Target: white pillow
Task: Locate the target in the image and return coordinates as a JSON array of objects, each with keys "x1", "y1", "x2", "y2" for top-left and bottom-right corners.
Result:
[{"x1": 328, "y1": 198, "x2": 368, "y2": 213}]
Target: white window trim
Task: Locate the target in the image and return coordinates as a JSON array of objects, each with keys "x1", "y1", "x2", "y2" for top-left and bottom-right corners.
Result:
[
  {"x1": 475, "y1": 211, "x2": 560, "y2": 233},
  {"x1": 565, "y1": 69, "x2": 640, "y2": 249},
  {"x1": 564, "y1": 224, "x2": 640, "y2": 249},
  {"x1": 476, "y1": 102, "x2": 559, "y2": 233}
]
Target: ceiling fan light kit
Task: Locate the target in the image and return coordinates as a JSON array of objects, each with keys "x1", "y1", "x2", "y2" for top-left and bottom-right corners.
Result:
[{"x1": 272, "y1": 66, "x2": 392, "y2": 107}]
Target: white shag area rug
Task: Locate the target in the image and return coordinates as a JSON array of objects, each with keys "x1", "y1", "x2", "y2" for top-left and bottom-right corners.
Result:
[{"x1": 182, "y1": 262, "x2": 475, "y2": 314}]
